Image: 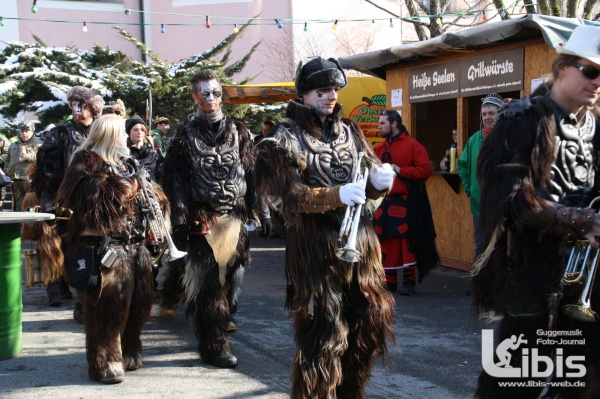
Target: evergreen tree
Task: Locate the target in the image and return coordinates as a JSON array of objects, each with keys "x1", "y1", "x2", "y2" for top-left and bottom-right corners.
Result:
[{"x1": 0, "y1": 19, "x2": 267, "y2": 137}]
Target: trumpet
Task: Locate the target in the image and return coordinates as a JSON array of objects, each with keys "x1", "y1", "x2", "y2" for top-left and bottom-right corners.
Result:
[
  {"x1": 336, "y1": 152, "x2": 369, "y2": 263},
  {"x1": 139, "y1": 176, "x2": 187, "y2": 264},
  {"x1": 561, "y1": 197, "x2": 600, "y2": 322}
]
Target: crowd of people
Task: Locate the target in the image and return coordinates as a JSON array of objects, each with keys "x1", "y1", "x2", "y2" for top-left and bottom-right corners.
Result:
[{"x1": 2, "y1": 24, "x2": 599, "y2": 398}]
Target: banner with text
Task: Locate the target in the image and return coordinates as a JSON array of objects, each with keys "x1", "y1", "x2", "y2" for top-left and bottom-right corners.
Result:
[
  {"x1": 409, "y1": 63, "x2": 460, "y2": 103},
  {"x1": 459, "y1": 48, "x2": 524, "y2": 97}
]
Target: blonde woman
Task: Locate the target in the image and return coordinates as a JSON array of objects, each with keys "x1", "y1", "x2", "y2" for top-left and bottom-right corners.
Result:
[{"x1": 56, "y1": 114, "x2": 161, "y2": 384}]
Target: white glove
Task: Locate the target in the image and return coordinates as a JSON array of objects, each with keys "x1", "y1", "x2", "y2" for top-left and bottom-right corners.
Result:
[
  {"x1": 339, "y1": 182, "x2": 366, "y2": 206},
  {"x1": 369, "y1": 163, "x2": 395, "y2": 191}
]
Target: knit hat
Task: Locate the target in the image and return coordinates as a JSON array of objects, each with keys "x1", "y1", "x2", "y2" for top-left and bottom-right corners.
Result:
[
  {"x1": 155, "y1": 117, "x2": 170, "y2": 125},
  {"x1": 295, "y1": 57, "x2": 347, "y2": 97},
  {"x1": 481, "y1": 93, "x2": 504, "y2": 109},
  {"x1": 67, "y1": 86, "x2": 104, "y2": 117},
  {"x1": 556, "y1": 25, "x2": 600, "y2": 65},
  {"x1": 126, "y1": 116, "x2": 146, "y2": 135}
]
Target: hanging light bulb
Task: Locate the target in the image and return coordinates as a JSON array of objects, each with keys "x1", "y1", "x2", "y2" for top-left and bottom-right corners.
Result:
[
  {"x1": 31, "y1": 0, "x2": 38, "y2": 13},
  {"x1": 332, "y1": 20, "x2": 338, "y2": 30},
  {"x1": 436, "y1": 16, "x2": 442, "y2": 25},
  {"x1": 519, "y1": 6, "x2": 525, "y2": 13},
  {"x1": 482, "y1": 11, "x2": 487, "y2": 21},
  {"x1": 160, "y1": 24, "x2": 165, "y2": 34},
  {"x1": 275, "y1": 19, "x2": 283, "y2": 28},
  {"x1": 303, "y1": 22, "x2": 308, "y2": 32},
  {"x1": 389, "y1": 18, "x2": 394, "y2": 28},
  {"x1": 205, "y1": 15, "x2": 211, "y2": 28},
  {"x1": 82, "y1": 22, "x2": 88, "y2": 32},
  {"x1": 125, "y1": 9, "x2": 130, "y2": 16},
  {"x1": 0, "y1": 17, "x2": 4, "y2": 27},
  {"x1": 500, "y1": 10, "x2": 506, "y2": 17},
  {"x1": 233, "y1": 23, "x2": 239, "y2": 33}
]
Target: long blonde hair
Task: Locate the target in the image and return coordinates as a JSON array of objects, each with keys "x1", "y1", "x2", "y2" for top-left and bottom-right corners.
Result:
[{"x1": 71, "y1": 114, "x2": 127, "y2": 166}]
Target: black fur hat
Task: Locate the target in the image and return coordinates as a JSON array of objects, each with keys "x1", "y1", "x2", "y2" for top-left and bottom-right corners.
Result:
[{"x1": 295, "y1": 57, "x2": 347, "y2": 97}]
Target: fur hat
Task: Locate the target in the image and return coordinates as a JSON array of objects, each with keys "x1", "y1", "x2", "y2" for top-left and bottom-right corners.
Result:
[
  {"x1": 126, "y1": 116, "x2": 146, "y2": 135},
  {"x1": 66, "y1": 86, "x2": 104, "y2": 117},
  {"x1": 295, "y1": 57, "x2": 347, "y2": 97},
  {"x1": 18, "y1": 121, "x2": 35, "y2": 132},
  {"x1": 102, "y1": 99, "x2": 126, "y2": 116},
  {"x1": 556, "y1": 25, "x2": 600, "y2": 65},
  {"x1": 481, "y1": 93, "x2": 504, "y2": 109}
]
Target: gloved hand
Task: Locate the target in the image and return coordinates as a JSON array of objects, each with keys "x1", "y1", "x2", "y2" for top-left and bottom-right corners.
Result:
[
  {"x1": 172, "y1": 224, "x2": 190, "y2": 242},
  {"x1": 260, "y1": 218, "x2": 272, "y2": 238},
  {"x1": 339, "y1": 182, "x2": 366, "y2": 206},
  {"x1": 369, "y1": 163, "x2": 395, "y2": 191}
]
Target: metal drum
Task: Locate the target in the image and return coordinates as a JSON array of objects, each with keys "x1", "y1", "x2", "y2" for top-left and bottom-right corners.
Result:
[
  {"x1": 0, "y1": 222, "x2": 23, "y2": 359},
  {"x1": 0, "y1": 212, "x2": 54, "y2": 360}
]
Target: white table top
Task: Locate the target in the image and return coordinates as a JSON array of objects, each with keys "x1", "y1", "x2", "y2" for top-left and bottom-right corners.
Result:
[{"x1": 0, "y1": 212, "x2": 55, "y2": 224}]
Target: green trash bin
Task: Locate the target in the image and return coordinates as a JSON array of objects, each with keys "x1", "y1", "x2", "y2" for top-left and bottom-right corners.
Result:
[{"x1": 0, "y1": 212, "x2": 54, "y2": 360}]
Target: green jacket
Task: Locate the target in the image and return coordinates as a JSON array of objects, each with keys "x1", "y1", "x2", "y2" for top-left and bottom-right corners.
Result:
[
  {"x1": 457, "y1": 129, "x2": 484, "y2": 218},
  {"x1": 6, "y1": 136, "x2": 42, "y2": 180}
]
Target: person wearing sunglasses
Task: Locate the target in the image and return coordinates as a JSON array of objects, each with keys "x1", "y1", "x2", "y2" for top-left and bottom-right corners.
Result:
[
  {"x1": 472, "y1": 25, "x2": 600, "y2": 398},
  {"x1": 159, "y1": 70, "x2": 253, "y2": 369},
  {"x1": 254, "y1": 57, "x2": 395, "y2": 398}
]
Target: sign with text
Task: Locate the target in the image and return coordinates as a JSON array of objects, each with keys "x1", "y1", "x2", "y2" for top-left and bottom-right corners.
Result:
[
  {"x1": 459, "y1": 48, "x2": 524, "y2": 97},
  {"x1": 409, "y1": 63, "x2": 460, "y2": 103}
]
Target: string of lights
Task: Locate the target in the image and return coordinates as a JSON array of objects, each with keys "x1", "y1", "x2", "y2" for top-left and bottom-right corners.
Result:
[{"x1": 1, "y1": 2, "x2": 537, "y2": 33}]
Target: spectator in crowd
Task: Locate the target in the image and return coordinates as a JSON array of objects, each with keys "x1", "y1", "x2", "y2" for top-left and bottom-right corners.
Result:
[
  {"x1": 150, "y1": 117, "x2": 170, "y2": 154},
  {"x1": 5, "y1": 122, "x2": 42, "y2": 211},
  {"x1": 457, "y1": 93, "x2": 503, "y2": 256},
  {"x1": 373, "y1": 109, "x2": 438, "y2": 296}
]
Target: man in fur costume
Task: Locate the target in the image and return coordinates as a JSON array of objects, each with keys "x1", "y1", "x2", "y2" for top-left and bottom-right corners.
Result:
[
  {"x1": 253, "y1": 57, "x2": 396, "y2": 399},
  {"x1": 160, "y1": 70, "x2": 253, "y2": 368},
  {"x1": 472, "y1": 26, "x2": 600, "y2": 398},
  {"x1": 30, "y1": 85, "x2": 104, "y2": 310},
  {"x1": 56, "y1": 114, "x2": 157, "y2": 384}
]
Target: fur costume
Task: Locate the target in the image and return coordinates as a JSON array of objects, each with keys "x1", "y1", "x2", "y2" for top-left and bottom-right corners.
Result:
[
  {"x1": 67, "y1": 86, "x2": 104, "y2": 118},
  {"x1": 160, "y1": 110, "x2": 252, "y2": 365},
  {"x1": 56, "y1": 150, "x2": 157, "y2": 383},
  {"x1": 254, "y1": 99, "x2": 395, "y2": 399},
  {"x1": 29, "y1": 120, "x2": 93, "y2": 283},
  {"x1": 472, "y1": 95, "x2": 600, "y2": 398}
]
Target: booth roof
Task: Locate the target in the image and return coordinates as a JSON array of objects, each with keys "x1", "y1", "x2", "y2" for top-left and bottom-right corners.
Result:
[{"x1": 339, "y1": 14, "x2": 600, "y2": 79}]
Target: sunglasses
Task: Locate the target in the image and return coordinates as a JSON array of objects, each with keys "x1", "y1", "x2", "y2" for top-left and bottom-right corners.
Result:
[
  {"x1": 571, "y1": 62, "x2": 600, "y2": 80},
  {"x1": 199, "y1": 90, "x2": 222, "y2": 98}
]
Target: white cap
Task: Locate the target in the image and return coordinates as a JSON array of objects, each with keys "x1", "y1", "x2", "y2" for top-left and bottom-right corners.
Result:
[{"x1": 556, "y1": 25, "x2": 600, "y2": 65}]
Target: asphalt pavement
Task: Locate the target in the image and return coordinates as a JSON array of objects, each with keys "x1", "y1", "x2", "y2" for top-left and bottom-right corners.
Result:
[{"x1": 1, "y1": 235, "x2": 486, "y2": 399}]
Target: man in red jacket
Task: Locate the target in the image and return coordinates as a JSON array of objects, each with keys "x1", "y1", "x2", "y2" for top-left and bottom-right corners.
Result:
[{"x1": 373, "y1": 109, "x2": 438, "y2": 296}]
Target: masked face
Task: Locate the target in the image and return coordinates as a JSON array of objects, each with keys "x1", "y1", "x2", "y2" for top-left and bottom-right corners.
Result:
[
  {"x1": 70, "y1": 101, "x2": 93, "y2": 124},
  {"x1": 303, "y1": 87, "x2": 340, "y2": 118},
  {"x1": 192, "y1": 79, "x2": 222, "y2": 113}
]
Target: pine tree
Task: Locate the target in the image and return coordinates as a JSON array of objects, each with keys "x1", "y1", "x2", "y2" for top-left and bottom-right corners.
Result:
[{"x1": 0, "y1": 18, "x2": 270, "y2": 137}]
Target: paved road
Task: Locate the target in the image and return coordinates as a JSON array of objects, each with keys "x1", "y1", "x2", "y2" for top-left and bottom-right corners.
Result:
[{"x1": 1, "y1": 235, "x2": 484, "y2": 398}]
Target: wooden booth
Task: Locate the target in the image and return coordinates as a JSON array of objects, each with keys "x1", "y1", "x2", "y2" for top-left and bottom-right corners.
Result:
[{"x1": 340, "y1": 15, "x2": 598, "y2": 271}]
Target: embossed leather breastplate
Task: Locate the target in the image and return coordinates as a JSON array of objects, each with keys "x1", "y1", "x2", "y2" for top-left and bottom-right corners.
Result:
[
  {"x1": 295, "y1": 123, "x2": 360, "y2": 188},
  {"x1": 188, "y1": 121, "x2": 246, "y2": 213},
  {"x1": 550, "y1": 111, "x2": 597, "y2": 206}
]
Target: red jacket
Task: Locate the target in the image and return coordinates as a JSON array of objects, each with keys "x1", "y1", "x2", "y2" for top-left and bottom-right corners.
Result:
[{"x1": 373, "y1": 132, "x2": 432, "y2": 196}]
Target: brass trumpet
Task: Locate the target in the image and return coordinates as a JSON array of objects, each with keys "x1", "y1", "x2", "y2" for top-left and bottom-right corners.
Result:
[
  {"x1": 336, "y1": 152, "x2": 369, "y2": 263},
  {"x1": 139, "y1": 177, "x2": 187, "y2": 264},
  {"x1": 561, "y1": 197, "x2": 600, "y2": 322}
]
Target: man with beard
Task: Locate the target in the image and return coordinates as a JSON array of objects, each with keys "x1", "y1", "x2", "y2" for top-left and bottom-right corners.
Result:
[
  {"x1": 30, "y1": 86, "x2": 104, "y2": 311},
  {"x1": 253, "y1": 57, "x2": 396, "y2": 398},
  {"x1": 472, "y1": 25, "x2": 600, "y2": 398},
  {"x1": 160, "y1": 70, "x2": 253, "y2": 368}
]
